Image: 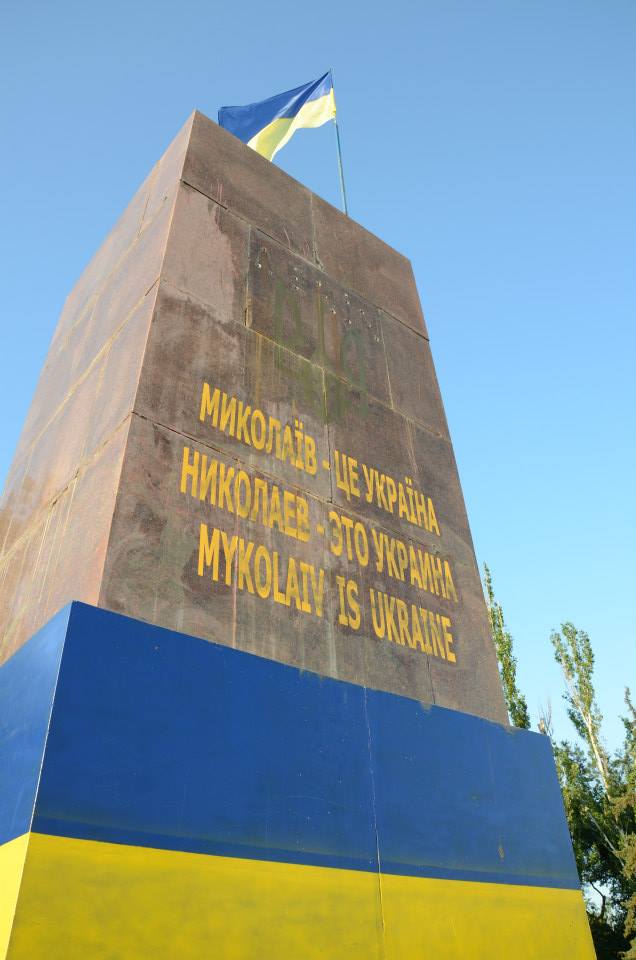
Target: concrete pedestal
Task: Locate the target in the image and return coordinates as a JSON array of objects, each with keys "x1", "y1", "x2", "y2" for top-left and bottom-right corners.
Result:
[
  {"x1": 0, "y1": 113, "x2": 594, "y2": 957},
  {"x1": 1, "y1": 604, "x2": 593, "y2": 958}
]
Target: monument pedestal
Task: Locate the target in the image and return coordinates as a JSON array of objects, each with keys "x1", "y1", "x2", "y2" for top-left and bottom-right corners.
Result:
[
  {"x1": 0, "y1": 111, "x2": 594, "y2": 956},
  {"x1": 2, "y1": 603, "x2": 592, "y2": 958}
]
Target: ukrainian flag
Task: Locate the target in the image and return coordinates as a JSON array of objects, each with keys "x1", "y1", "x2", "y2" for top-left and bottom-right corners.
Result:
[{"x1": 218, "y1": 72, "x2": 336, "y2": 161}]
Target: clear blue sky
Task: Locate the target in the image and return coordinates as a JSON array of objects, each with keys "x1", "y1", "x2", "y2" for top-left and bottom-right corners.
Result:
[{"x1": 1, "y1": 0, "x2": 634, "y2": 749}]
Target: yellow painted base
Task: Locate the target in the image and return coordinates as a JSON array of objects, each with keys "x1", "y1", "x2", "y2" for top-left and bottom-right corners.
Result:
[
  {"x1": 0, "y1": 835, "x2": 30, "y2": 960},
  {"x1": 6, "y1": 833, "x2": 595, "y2": 959},
  {"x1": 381, "y1": 871, "x2": 596, "y2": 959}
]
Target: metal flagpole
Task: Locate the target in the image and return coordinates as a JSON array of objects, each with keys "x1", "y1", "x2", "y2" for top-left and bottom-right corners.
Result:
[
  {"x1": 330, "y1": 68, "x2": 349, "y2": 216},
  {"x1": 334, "y1": 118, "x2": 349, "y2": 216}
]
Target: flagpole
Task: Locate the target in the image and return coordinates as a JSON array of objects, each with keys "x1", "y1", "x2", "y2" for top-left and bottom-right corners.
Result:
[
  {"x1": 334, "y1": 119, "x2": 348, "y2": 216},
  {"x1": 330, "y1": 68, "x2": 348, "y2": 216}
]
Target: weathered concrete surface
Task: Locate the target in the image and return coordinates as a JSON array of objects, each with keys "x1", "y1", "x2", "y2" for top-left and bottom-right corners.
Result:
[{"x1": 0, "y1": 111, "x2": 507, "y2": 724}]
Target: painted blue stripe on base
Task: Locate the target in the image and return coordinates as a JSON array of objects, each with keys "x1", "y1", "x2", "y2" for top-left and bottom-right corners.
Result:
[
  {"x1": 35, "y1": 603, "x2": 378, "y2": 874},
  {"x1": 32, "y1": 818, "x2": 376, "y2": 874},
  {"x1": 31, "y1": 816, "x2": 576, "y2": 889},
  {"x1": 366, "y1": 689, "x2": 579, "y2": 888},
  {"x1": 0, "y1": 605, "x2": 69, "y2": 845},
  {"x1": 6, "y1": 602, "x2": 581, "y2": 889}
]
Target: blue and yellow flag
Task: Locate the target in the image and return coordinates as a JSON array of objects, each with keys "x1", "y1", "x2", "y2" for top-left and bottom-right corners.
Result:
[{"x1": 218, "y1": 72, "x2": 336, "y2": 161}]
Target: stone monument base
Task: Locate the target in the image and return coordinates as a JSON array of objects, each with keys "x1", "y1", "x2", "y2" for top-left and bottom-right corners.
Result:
[{"x1": 1, "y1": 604, "x2": 594, "y2": 958}]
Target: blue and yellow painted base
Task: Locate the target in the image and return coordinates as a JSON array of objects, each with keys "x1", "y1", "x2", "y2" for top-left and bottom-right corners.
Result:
[{"x1": 1, "y1": 603, "x2": 595, "y2": 958}]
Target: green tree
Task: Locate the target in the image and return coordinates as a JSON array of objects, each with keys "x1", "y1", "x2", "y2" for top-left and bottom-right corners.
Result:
[
  {"x1": 614, "y1": 689, "x2": 636, "y2": 958},
  {"x1": 547, "y1": 625, "x2": 635, "y2": 959},
  {"x1": 483, "y1": 564, "x2": 530, "y2": 728}
]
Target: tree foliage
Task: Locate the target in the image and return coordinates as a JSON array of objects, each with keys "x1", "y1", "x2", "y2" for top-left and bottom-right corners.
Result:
[
  {"x1": 551, "y1": 624, "x2": 610, "y2": 791},
  {"x1": 484, "y1": 570, "x2": 635, "y2": 958},
  {"x1": 549, "y1": 625, "x2": 635, "y2": 959},
  {"x1": 483, "y1": 565, "x2": 530, "y2": 729}
]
